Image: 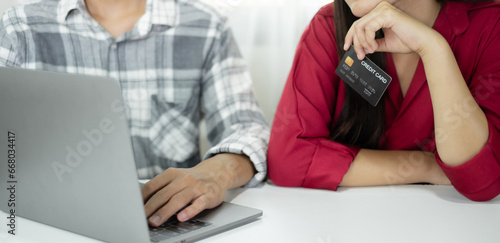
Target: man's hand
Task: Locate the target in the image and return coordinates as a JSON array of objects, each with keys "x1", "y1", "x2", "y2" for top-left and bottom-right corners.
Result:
[{"x1": 141, "y1": 153, "x2": 255, "y2": 227}]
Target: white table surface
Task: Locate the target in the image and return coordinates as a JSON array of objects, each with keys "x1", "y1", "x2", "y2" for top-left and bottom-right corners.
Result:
[{"x1": 1, "y1": 183, "x2": 499, "y2": 243}]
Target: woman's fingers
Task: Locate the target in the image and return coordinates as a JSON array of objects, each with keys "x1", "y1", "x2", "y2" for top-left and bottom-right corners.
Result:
[
  {"x1": 352, "y1": 30, "x2": 366, "y2": 60},
  {"x1": 344, "y1": 2, "x2": 411, "y2": 56}
]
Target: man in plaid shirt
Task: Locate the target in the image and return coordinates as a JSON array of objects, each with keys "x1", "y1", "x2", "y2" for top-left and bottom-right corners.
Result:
[{"x1": 0, "y1": 0, "x2": 269, "y2": 226}]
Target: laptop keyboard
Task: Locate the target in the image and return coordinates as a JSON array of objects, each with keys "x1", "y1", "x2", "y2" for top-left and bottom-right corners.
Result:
[{"x1": 149, "y1": 216, "x2": 212, "y2": 242}]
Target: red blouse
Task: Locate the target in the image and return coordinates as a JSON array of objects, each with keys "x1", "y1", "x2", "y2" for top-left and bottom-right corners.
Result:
[{"x1": 268, "y1": 2, "x2": 500, "y2": 201}]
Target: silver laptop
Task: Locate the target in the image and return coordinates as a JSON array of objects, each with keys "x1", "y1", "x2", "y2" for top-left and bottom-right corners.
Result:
[{"x1": 0, "y1": 67, "x2": 262, "y2": 243}]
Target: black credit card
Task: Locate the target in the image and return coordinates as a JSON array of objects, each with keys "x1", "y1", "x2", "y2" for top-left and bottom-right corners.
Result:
[{"x1": 335, "y1": 46, "x2": 392, "y2": 107}]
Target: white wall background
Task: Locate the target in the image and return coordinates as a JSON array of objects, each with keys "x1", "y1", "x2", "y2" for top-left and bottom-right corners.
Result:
[
  {"x1": 0, "y1": 0, "x2": 331, "y2": 154},
  {"x1": 227, "y1": 0, "x2": 331, "y2": 123},
  {"x1": 1, "y1": 0, "x2": 33, "y2": 14}
]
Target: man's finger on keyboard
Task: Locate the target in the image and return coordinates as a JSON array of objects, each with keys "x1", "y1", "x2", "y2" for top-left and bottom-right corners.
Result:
[{"x1": 148, "y1": 189, "x2": 195, "y2": 227}]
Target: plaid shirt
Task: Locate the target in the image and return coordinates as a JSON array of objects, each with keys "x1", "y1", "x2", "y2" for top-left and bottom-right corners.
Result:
[{"x1": 0, "y1": 0, "x2": 269, "y2": 186}]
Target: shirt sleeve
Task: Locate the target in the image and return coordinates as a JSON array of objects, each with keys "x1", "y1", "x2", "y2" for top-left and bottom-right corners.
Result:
[
  {"x1": 0, "y1": 8, "x2": 22, "y2": 67},
  {"x1": 201, "y1": 17, "x2": 270, "y2": 187},
  {"x1": 435, "y1": 32, "x2": 500, "y2": 202},
  {"x1": 268, "y1": 6, "x2": 360, "y2": 191}
]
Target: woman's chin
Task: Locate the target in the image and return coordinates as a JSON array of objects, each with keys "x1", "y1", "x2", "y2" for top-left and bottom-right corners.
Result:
[
  {"x1": 351, "y1": 10, "x2": 365, "y2": 18},
  {"x1": 346, "y1": 2, "x2": 380, "y2": 18}
]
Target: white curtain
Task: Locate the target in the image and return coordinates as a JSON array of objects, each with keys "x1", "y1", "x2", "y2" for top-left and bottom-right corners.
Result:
[{"x1": 227, "y1": 0, "x2": 331, "y2": 123}]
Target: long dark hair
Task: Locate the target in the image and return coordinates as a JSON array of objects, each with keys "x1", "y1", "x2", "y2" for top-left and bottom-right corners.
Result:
[{"x1": 331, "y1": 0, "x2": 386, "y2": 149}]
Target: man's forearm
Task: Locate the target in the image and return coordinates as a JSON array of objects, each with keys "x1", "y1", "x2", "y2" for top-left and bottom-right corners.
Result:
[{"x1": 196, "y1": 153, "x2": 256, "y2": 190}]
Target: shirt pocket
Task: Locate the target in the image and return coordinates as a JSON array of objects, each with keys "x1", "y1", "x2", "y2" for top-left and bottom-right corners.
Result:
[{"x1": 149, "y1": 78, "x2": 201, "y2": 162}]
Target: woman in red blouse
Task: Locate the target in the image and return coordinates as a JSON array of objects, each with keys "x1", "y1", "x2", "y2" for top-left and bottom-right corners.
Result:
[{"x1": 268, "y1": 0, "x2": 500, "y2": 201}]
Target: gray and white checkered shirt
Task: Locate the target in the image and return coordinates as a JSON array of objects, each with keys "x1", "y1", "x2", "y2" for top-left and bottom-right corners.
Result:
[{"x1": 0, "y1": 0, "x2": 269, "y2": 186}]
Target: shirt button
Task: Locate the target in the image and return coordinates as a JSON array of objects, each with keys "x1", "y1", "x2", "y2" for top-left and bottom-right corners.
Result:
[{"x1": 110, "y1": 44, "x2": 117, "y2": 49}]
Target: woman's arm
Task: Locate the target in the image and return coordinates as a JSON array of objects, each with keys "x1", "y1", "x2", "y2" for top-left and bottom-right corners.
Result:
[
  {"x1": 419, "y1": 33, "x2": 488, "y2": 166},
  {"x1": 340, "y1": 149, "x2": 450, "y2": 187}
]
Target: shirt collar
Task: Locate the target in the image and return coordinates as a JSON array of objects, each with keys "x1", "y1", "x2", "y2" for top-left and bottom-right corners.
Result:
[
  {"x1": 434, "y1": 1, "x2": 470, "y2": 42},
  {"x1": 56, "y1": 0, "x2": 176, "y2": 26},
  {"x1": 57, "y1": 0, "x2": 84, "y2": 23}
]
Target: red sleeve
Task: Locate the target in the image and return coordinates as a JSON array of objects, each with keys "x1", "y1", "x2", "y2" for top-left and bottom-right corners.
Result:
[
  {"x1": 435, "y1": 30, "x2": 500, "y2": 201},
  {"x1": 268, "y1": 4, "x2": 360, "y2": 190}
]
